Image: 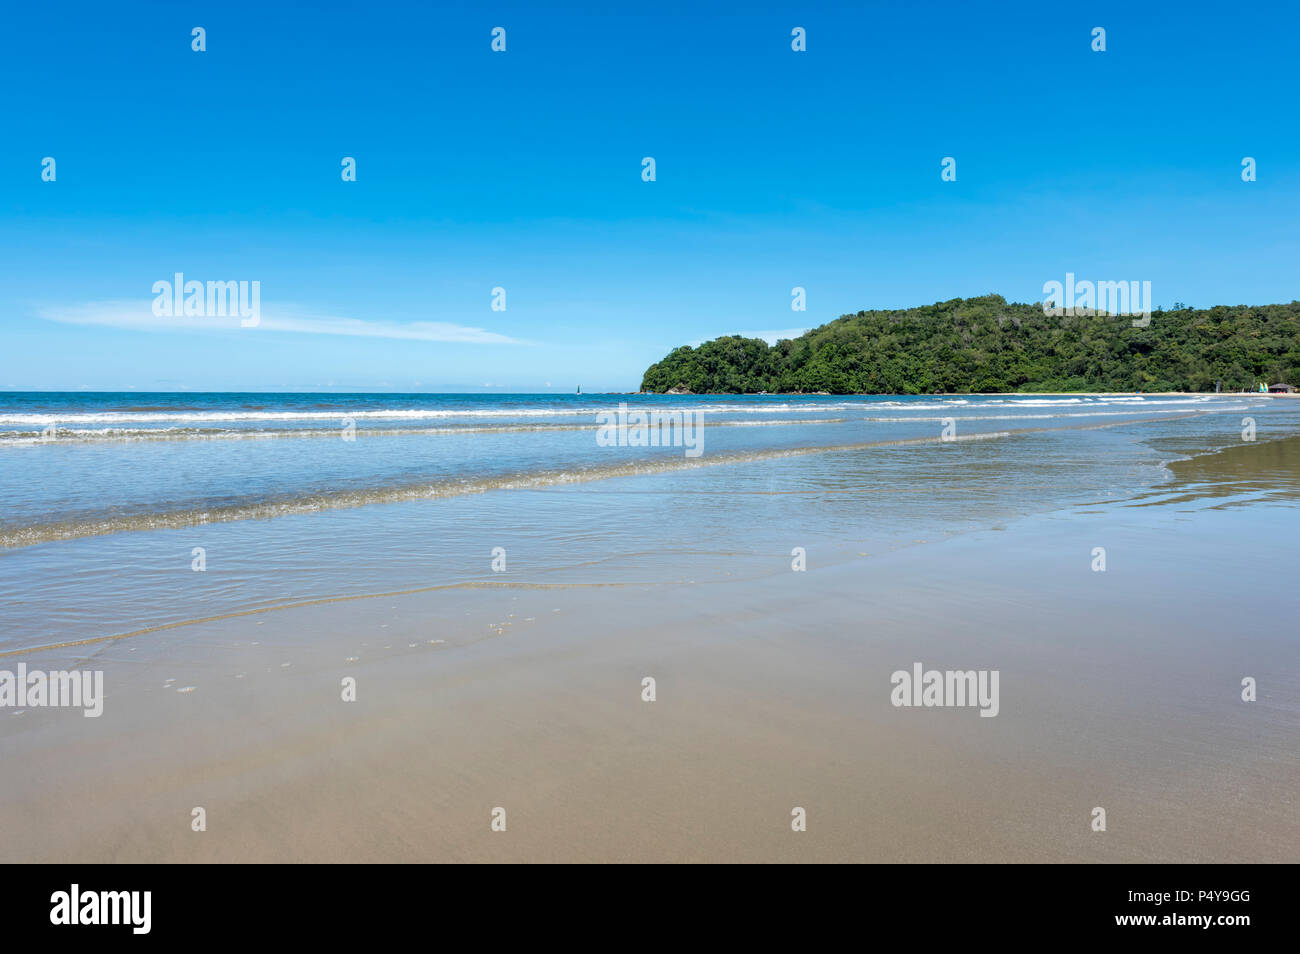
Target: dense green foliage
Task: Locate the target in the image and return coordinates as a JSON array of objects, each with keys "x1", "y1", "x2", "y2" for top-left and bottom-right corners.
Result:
[{"x1": 639, "y1": 295, "x2": 1300, "y2": 394}]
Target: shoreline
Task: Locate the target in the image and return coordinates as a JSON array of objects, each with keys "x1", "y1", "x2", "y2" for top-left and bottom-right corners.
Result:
[
  {"x1": 644, "y1": 390, "x2": 1299, "y2": 398},
  {"x1": 4, "y1": 438, "x2": 1297, "y2": 863}
]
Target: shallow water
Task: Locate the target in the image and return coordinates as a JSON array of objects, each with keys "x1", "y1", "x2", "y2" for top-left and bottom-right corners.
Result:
[{"x1": 1, "y1": 392, "x2": 1295, "y2": 652}]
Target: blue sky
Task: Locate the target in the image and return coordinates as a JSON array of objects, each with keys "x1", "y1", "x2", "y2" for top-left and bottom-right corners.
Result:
[{"x1": 2, "y1": 0, "x2": 1298, "y2": 392}]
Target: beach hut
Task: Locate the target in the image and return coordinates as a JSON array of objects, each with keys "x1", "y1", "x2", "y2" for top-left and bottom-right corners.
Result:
[{"x1": 1267, "y1": 383, "x2": 1297, "y2": 393}]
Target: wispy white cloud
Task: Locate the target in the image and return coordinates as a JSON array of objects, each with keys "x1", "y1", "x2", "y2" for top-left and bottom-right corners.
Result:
[{"x1": 36, "y1": 301, "x2": 526, "y2": 345}]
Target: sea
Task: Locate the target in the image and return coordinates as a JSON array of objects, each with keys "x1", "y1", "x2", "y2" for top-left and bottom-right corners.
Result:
[{"x1": 1, "y1": 391, "x2": 1296, "y2": 653}]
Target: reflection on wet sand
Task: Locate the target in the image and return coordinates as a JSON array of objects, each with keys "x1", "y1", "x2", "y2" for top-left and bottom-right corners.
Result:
[{"x1": 1124, "y1": 435, "x2": 1300, "y2": 509}]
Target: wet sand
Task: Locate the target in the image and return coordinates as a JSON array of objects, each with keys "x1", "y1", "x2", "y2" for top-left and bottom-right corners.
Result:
[{"x1": 2, "y1": 443, "x2": 1298, "y2": 863}]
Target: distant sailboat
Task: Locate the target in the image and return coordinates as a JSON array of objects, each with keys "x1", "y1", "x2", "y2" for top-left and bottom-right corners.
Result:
[{"x1": 576, "y1": 385, "x2": 581, "y2": 394}]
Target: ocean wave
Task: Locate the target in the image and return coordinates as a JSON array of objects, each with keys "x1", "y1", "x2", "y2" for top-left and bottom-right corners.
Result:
[
  {"x1": 0, "y1": 394, "x2": 1231, "y2": 425},
  {"x1": 0, "y1": 405, "x2": 847, "y2": 424},
  {"x1": 862, "y1": 407, "x2": 1253, "y2": 422},
  {"x1": 0, "y1": 429, "x2": 1015, "y2": 548},
  {"x1": 0, "y1": 418, "x2": 850, "y2": 446}
]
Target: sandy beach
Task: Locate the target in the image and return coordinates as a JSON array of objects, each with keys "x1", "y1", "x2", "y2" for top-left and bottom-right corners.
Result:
[
  {"x1": 7, "y1": 0, "x2": 1300, "y2": 888},
  {"x1": 4, "y1": 434, "x2": 1297, "y2": 863}
]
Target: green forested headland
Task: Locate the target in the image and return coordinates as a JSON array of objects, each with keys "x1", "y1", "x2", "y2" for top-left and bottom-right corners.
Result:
[{"x1": 638, "y1": 295, "x2": 1300, "y2": 394}]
